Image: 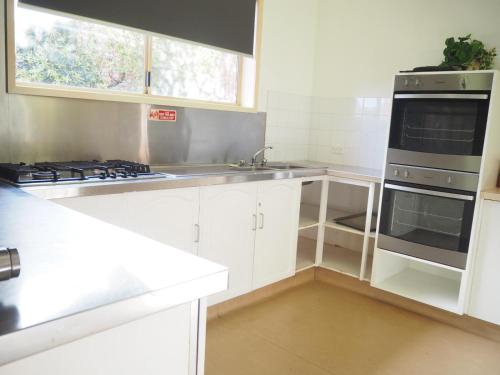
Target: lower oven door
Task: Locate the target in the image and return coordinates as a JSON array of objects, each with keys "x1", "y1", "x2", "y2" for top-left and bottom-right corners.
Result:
[{"x1": 378, "y1": 181, "x2": 476, "y2": 269}]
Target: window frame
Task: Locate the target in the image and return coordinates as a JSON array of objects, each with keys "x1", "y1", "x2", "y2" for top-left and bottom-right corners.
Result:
[{"x1": 5, "y1": 0, "x2": 263, "y2": 113}]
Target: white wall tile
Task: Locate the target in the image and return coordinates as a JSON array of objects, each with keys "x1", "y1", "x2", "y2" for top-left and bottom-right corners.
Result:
[{"x1": 266, "y1": 92, "x2": 390, "y2": 167}]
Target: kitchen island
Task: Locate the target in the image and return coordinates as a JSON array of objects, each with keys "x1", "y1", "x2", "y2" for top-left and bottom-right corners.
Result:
[{"x1": 0, "y1": 182, "x2": 228, "y2": 374}]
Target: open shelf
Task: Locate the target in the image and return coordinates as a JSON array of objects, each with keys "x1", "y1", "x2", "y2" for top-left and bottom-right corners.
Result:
[
  {"x1": 321, "y1": 243, "x2": 361, "y2": 278},
  {"x1": 299, "y1": 203, "x2": 320, "y2": 230},
  {"x1": 325, "y1": 207, "x2": 376, "y2": 238},
  {"x1": 296, "y1": 236, "x2": 316, "y2": 271},
  {"x1": 372, "y1": 249, "x2": 463, "y2": 313}
]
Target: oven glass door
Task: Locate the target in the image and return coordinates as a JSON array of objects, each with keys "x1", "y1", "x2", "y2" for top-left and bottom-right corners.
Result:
[
  {"x1": 389, "y1": 93, "x2": 490, "y2": 156},
  {"x1": 379, "y1": 182, "x2": 476, "y2": 254}
]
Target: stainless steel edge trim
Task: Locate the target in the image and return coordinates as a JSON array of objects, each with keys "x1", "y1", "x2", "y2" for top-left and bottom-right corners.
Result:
[
  {"x1": 394, "y1": 93, "x2": 489, "y2": 100},
  {"x1": 384, "y1": 183, "x2": 475, "y2": 201},
  {"x1": 377, "y1": 234, "x2": 467, "y2": 270},
  {"x1": 22, "y1": 168, "x2": 327, "y2": 200},
  {"x1": 386, "y1": 149, "x2": 482, "y2": 173}
]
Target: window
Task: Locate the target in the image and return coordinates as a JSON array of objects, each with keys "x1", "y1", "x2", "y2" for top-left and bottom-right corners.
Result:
[
  {"x1": 15, "y1": 7, "x2": 145, "y2": 93},
  {"x1": 151, "y1": 36, "x2": 239, "y2": 104},
  {"x1": 8, "y1": 0, "x2": 259, "y2": 109}
]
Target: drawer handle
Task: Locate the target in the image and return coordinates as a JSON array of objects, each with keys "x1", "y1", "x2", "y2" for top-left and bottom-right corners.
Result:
[
  {"x1": 252, "y1": 214, "x2": 257, "y2": 231},
  {"x1": 259, "y1": 213, "x2": 264, "y2": 230}
]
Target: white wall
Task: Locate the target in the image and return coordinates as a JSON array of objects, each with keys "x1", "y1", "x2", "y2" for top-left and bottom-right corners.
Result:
[
  {"x1": 257, "y1": 0, "x2": 319, "y2": 111},
  {"x1": 262, "y1": 0, "x2": 500, "y2": 166},
  {"x1": 313, "y1": 0, "x2": 500, "y2": 98}
]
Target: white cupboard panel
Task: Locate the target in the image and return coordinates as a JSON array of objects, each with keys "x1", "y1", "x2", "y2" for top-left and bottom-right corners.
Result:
[
  {"x1": 469, "y1": 200, "x2": 500, "y2": 325},
  {"x1": 253, "y1": 180, "x2": 301, "y2": 289},
  {"x1": 55, "y1": 187, "x2": 200, "y2": 254},
  {"x1": 1, "y1": 303, "x2": 192, "y2": 375},
  {"x1": 199, "y1": 183, "x2": 257, "y2": 305}
]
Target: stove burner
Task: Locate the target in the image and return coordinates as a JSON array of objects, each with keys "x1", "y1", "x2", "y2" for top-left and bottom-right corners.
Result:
[{"x1": 0, "y1": 160, "x2": 158, "y2": 185}]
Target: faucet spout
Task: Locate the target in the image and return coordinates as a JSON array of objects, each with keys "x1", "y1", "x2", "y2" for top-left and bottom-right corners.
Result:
[{"x1": 251, "y1": 146, "x2": 273, "y2": 166}]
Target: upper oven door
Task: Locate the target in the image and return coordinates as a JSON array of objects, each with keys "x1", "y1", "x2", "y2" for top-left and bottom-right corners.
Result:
[
  {"x1": 387, "y1": 93, "x2": 490, "y2": 172},
  {"x1": 378, "y1": 181, "x2": 476, "y2": 269}
]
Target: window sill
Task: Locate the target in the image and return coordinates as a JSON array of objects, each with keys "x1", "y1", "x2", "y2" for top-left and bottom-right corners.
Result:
[{"x1": 8, "y1": 83, "x2": 258, "y2": 113}]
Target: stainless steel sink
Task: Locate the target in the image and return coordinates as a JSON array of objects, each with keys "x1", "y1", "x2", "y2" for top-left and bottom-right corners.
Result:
[
  {"x1": 265, "y1": 163, "x2": 308, "y2": 170},
  {"x1": 152, "y1": 163, "x2": 309, "y2": 177},
  {"x1": 229, "y1": 166, "x2": 274, "y2": 172}
]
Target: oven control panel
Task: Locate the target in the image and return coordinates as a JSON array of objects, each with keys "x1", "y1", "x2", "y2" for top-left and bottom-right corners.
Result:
[
  {"x1": 394, "y1": 72, "x2": 493, "y2": 92},
  {"x1": 386, "y1": 164, "x2": 479, "y2": 192}
]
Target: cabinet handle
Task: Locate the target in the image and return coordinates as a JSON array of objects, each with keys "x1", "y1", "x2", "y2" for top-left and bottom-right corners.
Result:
[
  {"x1": 259, "y1": 213, "x2": 264, "y2": 230},
  {"x1": 252, "y1": 214, "x2": 257, "y2": 231},
  {"x1": 194, "y1": 224, "x2": 200, "y2": 243}
]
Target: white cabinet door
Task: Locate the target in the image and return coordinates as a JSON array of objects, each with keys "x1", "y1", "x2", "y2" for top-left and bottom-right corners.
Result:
[
  {"x1": 199, "y1": 183, "x2": 257, "y2": 305},
  {"x1": 55, "y1": 188, "x2": 200, "y2": 254},
  {"x1": 1, "y1": 303, "x2": 193, "y2": 375},
  {"x1": 253, "y1": 179, "x2": 301, "y2": 289},
  {"x1": 469, "y1": 200, "x2": 500, "y2": 325}
]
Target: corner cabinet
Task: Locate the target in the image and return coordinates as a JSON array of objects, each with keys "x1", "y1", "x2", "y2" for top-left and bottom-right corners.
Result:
[
  {"x1": 468, "y1": 199, "x2": 500, "y2": 325},
  {"x1": 199, "y1": 179, "x2": 301, "y2": 305},
  {"x1": 54, "y1": 188, "x2": 200, "y2": 254}
]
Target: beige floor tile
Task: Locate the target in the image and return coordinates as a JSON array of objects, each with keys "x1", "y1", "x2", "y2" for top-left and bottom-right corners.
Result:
[
  {"x1": 206, "y1": 317, "x2": 333, "y2": 375},
  {"x1": 206, "y1": 281, "x2": 500, "y2": 375}
]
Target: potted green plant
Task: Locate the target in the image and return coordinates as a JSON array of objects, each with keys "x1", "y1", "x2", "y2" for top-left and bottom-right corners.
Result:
[{"x1": 440, "y1": 34, "x2": 496, "y2": 70}]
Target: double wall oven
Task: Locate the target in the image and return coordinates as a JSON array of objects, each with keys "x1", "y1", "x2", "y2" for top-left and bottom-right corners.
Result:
[{"x1": 377, "y1": 72, "x2": 493, "y2": 269}]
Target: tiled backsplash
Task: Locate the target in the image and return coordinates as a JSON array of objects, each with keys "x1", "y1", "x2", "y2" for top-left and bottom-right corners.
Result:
[
  {"x1": 265, "y1": 92, "x2": 312, "y2": 161},
  {"x1": 265, "y1": 91, "x2": 391, "y2": 170}
]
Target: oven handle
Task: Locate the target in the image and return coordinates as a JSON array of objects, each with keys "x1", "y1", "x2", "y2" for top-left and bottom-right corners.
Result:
[
  {"x1": 384, "y1": 183, "x2": 475, "y2": 201},
  {"x1": 394, "y1": 93, "x2": 489, "y2": 100}
]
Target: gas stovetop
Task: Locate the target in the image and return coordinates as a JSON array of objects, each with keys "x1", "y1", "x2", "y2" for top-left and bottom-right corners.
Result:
[{"x1": 0, "y1": 160, "x2": 166, "y2": 186}]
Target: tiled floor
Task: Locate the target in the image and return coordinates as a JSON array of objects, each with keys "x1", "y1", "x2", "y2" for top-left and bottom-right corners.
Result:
[{"x1": 205, "y1": 281, "x2": 500, "y2": 375}]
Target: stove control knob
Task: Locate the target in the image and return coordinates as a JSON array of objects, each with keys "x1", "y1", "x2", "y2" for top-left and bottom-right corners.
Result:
[
  {"x1": 404, "y1": 170, "x2": 410, "y2": 178},
  {"x1": 447, "y1": 176, "x2": 453, "y2": 185},
  {"x1": 0, "y1": 247, "x2": 21, "y2": 281},
  {"x1": 404, "y1": 78, "x2": 409, "y2": 87},
  {"x1": 414, "y1": 78, "x2": 421, "y2": 87},
  {"x1": 393, "y1": 169, "x2": 400, "y2": 177}
]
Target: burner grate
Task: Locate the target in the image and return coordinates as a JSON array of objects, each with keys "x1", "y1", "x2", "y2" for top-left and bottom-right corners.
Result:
[{"x1": 0, "y1": 160, "x2": 156, "y2": 184}]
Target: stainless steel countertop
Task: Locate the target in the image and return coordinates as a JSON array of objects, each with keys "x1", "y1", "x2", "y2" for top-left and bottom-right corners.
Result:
[
  {"x1": 0, "y1": 182, "x2": 227, "y2": 363},
  {"x1": 22, "y1": 162, "x2": 382, "y2": 200}
]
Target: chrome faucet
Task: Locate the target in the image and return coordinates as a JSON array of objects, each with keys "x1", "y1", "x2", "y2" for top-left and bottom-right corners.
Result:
[{"x1": 251, "y1": 146, "x2": 273, "y2": 166}]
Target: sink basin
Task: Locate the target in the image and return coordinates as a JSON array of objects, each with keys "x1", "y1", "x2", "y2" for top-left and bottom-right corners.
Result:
[
  {"x1": 266, "y1": 163, "x2": 307, "y2": 170},
  {"x1": 229, "y1": 166, "x2": 274, "y2": 172}
]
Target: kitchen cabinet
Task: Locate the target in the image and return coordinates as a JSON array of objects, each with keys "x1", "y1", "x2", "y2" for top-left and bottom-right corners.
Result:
[
  {"x1": 0, "y1": 303, "x2": 195, "y2": 375},
  {"x1": 199, "y1": 180, "x2": 301, "y2": 304},
  {"x1": 253, "y1": 180, "x2": 301, "y2": 289},
  {"x1": 55, "y1": 179, "x2": 302, "y2": 306},
  {"x1": 55, "y1": 188, "x2": 200, "y2": 254},
  {"x1": 468, "y1": 200, "x2": 500, "y2": 325},
  {"x1": 199, "y1": 183, "x2": 258, "y2": 305}
]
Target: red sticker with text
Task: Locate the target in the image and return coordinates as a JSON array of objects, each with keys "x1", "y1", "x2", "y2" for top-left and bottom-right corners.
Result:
[{"x1": 149, "y1": 109, "x2": 177, "y2": 122}]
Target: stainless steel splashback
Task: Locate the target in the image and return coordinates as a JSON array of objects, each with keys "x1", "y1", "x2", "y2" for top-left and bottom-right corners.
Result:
[
  {"x1": 0, "y1": 1, "x2": 265, "y2": 165},
  {"x1": 0, "y1": 94, "x2": 265, "y2": 164}
]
